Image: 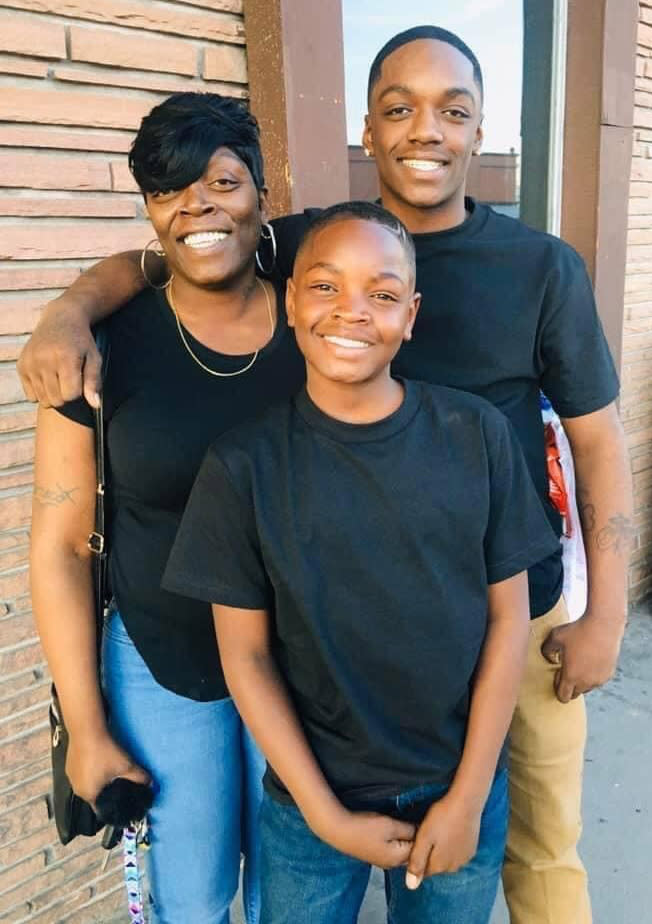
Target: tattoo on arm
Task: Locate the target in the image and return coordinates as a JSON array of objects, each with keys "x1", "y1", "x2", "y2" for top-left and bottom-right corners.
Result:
[
  {"x1": 577, "y1": 487, "x2": 633, "y2": 554},
  {"x1": 34, "y1": 483, "x2": 79, "y2": 507},
  {"x1": 579, "y1": 501, "x2": 596, "y2": 532},
  {"x1": 577, "y1": 486, "x2": 596, "y2": 532},
  {"x1": 595, "y1": 514, "x2": 635, "y2": 554}
]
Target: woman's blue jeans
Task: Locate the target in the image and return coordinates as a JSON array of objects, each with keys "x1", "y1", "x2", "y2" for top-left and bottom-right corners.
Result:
[
  {"x1": 101, "y1": 609, "x2": 264, "y2": 924},
  {"x1": 260, "y1": 769, "x2": 508, "y2": 924}
]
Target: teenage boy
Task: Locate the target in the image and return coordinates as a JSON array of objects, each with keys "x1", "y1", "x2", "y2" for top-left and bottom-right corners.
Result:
[
  {"x1": 162, "y1": 201, "x2": 561, "y2": 924},
  {"x1": 17, "y1": 26, "x2": 631, "y2": 924}
]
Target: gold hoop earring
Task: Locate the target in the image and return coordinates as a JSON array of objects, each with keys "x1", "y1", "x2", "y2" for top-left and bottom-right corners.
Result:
[
  {"x1": 256, "y1": 222, "x2": 277, "y2": 275},
  {"x1": 140, "y1": 239, "x2": 173, "y2": 289},
  {"x1": 364, "y1": 147, "x2": 372, "y2": 158}
]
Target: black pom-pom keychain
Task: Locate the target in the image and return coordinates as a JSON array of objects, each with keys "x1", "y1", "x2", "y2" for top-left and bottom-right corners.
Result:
[{"x1": 96, "y1": 778, "x2": 154, "y2": 829}]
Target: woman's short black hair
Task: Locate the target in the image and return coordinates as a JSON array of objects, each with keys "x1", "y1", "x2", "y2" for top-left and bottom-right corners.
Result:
[
  {"x1": 367, "y1": 26, "x2": 484, "y2": 102},
  {"x1": 296, "y1": 201, "x2": 416, "y2": 283},
  {"x1": 129, "y1": 92, "x2": 265, "y2": 195}
]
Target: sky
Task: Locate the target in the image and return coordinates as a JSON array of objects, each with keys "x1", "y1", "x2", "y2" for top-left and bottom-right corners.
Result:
[{"x1": 342, "y1": 0, "x2": 523, "y2": 153}]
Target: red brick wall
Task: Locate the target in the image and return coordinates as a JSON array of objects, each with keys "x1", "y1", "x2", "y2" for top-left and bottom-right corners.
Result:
[
  {"x1": 0, "y1": 3, "x2": 247, "y2": 921},
  {"x1": 625, "y1": 3, "x2": 652, "y2": 602}
]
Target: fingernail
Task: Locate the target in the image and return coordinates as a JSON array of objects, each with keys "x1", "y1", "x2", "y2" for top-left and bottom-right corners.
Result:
[
  {"x1": 405, "y1": 872, "x2": 420, "y2": 890},
  {"x1": 91, "y1": 392, "x2": 100, "y2": 408}
]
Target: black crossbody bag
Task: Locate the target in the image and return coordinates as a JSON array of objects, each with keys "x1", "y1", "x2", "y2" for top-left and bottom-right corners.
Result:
[{"x1": 49, "y1": 325, "x2": 111, "y2": 845}]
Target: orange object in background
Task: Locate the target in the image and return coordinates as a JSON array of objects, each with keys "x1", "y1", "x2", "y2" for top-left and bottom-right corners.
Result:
[{"x1": 544, "y1": 421, "x2": 571, "y2": 536}]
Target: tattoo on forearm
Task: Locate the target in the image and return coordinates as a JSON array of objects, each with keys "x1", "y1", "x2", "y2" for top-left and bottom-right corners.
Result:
[
  {"x1": 34, "y1": 483, "x2": 79, "y2": 506},
  {"x1": 595, "y1": 514, "x2": 635, "y2": 554},
  {"x1": 579, "y1": 501, "x2": 597, "y2": 532},
  {"x1": 576, "y1": 486, "x2": 597, "y2": 532}
]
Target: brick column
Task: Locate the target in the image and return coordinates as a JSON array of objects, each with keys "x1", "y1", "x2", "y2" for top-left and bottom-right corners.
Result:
[{"x1": 243, "y1": 0, "x2": 349, "y2": 215}]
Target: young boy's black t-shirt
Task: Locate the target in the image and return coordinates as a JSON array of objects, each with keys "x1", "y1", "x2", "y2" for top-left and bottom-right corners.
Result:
[
  {"x1": 271, "y1": 201, "x2": 620, "y2": 618},
  {"x1": 163, "y1": 381, "x2": 560, "y2": 805}
]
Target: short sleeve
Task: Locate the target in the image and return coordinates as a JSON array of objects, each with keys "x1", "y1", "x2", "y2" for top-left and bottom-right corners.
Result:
[
  {"x1": 54, "y1": 320, "x2": 112, "y2": 429},
  {"x1": 162, "y1": 448, "x2": 271, "y2": 609},
  {"x1": 484, "y1": 412, "x2": 561, "y2": 584},
  {"x1": 537, "y1": 244, "x2": 619, "y2": 417},
  {"x1": 54, "y1": 396, "x2": 94, "y2": 428}
]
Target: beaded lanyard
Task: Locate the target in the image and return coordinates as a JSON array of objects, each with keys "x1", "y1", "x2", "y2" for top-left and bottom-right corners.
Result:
[{"x1": 122, "y1": 819, "x2": 150, "y2": 924}]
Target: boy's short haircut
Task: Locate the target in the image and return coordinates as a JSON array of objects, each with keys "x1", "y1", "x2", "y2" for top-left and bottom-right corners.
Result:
[
  {"x1": 367, "y1": 25, "x2": 484, "y2": 101},
  {"x1": 129, "y1": 91, "x2": 265, "y2": 196},
  {"x1": 296, "y1": 200, "x2": 416, "y2": 284}
]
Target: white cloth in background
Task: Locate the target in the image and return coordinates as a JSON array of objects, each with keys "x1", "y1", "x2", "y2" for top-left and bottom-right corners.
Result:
[{"x1": 543, "y1": 408, "x2": 588, "y2": 622}]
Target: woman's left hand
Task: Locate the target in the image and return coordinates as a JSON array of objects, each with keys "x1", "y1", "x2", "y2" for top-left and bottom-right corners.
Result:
[{"x1": 66, "y1": 728, "x2": 151, "y2": 809}]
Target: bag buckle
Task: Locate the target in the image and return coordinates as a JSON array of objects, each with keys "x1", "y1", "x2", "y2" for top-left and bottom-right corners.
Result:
[
  {"x1": 135, "y1": 817, "x2": 150, "y2": 849},
  {"x1": 87, "y1": 531, "x2": 105, "y2": 554}
]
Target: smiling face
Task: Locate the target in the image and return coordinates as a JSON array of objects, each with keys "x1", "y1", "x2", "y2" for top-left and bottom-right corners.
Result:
[
  {"x1": 363, "y1": 38, "x2": 483, "y2": 232},
  {"x1": 144, "y1": 146, "x2": 266, "y2": 289},
  {"x1": 287, "y1": 218, "x2": 420, "y2": 391}
]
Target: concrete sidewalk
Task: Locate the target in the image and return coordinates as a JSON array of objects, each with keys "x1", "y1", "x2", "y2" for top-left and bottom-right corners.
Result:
[{"x1": 231, "y1": 604, "x2": 652, "y2": 924}]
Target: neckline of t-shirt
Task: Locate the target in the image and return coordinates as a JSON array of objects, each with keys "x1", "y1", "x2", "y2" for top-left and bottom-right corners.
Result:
[
  {"x1": 294, "y1": 378, "x2": 421, "y2": 443},
  {"x1": 154, "y1": 276, "x2": 288, "y2": 369},
  {"x1": 408, "y1": 197, "x2": 488, "y2": 247}
]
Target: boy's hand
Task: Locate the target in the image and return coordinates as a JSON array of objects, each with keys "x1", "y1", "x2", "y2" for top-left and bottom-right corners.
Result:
[
  {"x1": 18, "y1": 301, "x2": 101, "y2": 409},
  {"x1": 405, "y1": 794, "x2": 482, "y2": 888},
  {"x1": 321, "y1": 809, "x2": 415, "y2": 869}
]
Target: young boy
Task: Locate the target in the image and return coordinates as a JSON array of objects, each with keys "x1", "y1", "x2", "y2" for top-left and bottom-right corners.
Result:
[{"x1": 163, "y1": 201, "x2": 560, "y2": 924}]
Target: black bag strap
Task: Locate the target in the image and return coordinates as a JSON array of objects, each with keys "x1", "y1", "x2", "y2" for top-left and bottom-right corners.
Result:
[{"x1": 87, "y1": 325, "x2": 111, "y2": 620}]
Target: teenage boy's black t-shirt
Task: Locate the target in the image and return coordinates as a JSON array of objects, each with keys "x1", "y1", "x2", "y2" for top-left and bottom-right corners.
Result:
[
  {"x1": 55, "y1": 283, "x2": 305, "y2": 701},
  {"x1": 164, "y1": 381, "x2": 560, "y2": 804},
  {"x1": 270, "y1": 201, "x2": 620, "y2": 617}
]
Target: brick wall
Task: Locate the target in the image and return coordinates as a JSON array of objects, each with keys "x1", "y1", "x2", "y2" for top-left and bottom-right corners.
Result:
[
  {"x1": 625, "y1": 3, "x2": 652, "y2": 602},
  {"x1": 0, "y1": 3, "x2": 247, "y2": 921}
]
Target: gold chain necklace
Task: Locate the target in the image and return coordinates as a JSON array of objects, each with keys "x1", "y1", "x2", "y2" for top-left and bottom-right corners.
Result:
[{"x1": 166, "y1": 277, "x2": 274, "y2": 378}]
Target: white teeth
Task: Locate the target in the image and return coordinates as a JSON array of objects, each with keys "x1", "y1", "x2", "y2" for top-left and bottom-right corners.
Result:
[
  {"x1": 323, "y1": 335, "x2": 371, "y2": 350},
  {"x1": 183, "y1": 231, "x2": 228, "y2": 248},
  {"x1": 401, "y1": 159, "x2": 445, "y2": 172}
]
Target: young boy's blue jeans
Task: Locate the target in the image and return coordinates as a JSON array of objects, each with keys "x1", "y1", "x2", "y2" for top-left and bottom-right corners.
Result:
[
  {"x1": 260, "y1": 769, "x2": 508, "y2": 924},
  {"x1": 101, "y1": 609, "x2": 264, "y2": 924}
]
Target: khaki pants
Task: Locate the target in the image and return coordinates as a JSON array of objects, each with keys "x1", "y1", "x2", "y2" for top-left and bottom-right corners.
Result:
[{"x1": 503, "y1": 597, "x2": 592, "y2": 924}]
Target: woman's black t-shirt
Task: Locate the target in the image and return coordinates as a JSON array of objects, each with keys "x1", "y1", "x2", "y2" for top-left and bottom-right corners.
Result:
[{"x1": 56, "y1": 282, "x2": 305, "y2": 700}]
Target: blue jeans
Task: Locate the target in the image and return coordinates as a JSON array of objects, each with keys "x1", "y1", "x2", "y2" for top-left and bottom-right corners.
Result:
[
  {"x1": 101, "y1": 609, "x2": 264, "y2": 924},
  {"x1": 260, "y1": 769, "x2": 508, "y2": 924}
]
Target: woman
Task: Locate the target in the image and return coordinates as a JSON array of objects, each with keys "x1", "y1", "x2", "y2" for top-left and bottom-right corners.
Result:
[{"x1": 30, "y1": 92, "x2": 305, "y2": 924}]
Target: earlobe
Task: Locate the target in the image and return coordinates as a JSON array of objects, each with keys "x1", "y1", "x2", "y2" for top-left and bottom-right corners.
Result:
[
  {"x1": 404, "y1": 293, "x2": 420, "y2": 340},
  {"x1": 410, "y1": 293, "x2": 421, "y2": 323},
  {"x1": 362, "y1": 116, "x2": 374, "y2": 158},
  {"x1": 259, "y1": 186, "x2": 270, "y2": 223},
  {"x1": 473, "y1": 123, "x2": 484, "y2": 155},
  {"x1": 285, "y1": 278, "x2": 296, "y2": 327}
]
